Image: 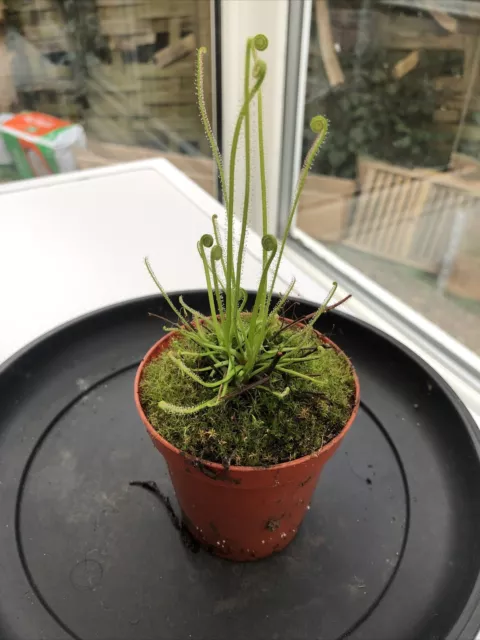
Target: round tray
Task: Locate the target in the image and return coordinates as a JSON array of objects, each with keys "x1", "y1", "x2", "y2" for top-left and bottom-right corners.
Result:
[{"x1": 1, "y1": 293, "x2": 479, "y2": 640}]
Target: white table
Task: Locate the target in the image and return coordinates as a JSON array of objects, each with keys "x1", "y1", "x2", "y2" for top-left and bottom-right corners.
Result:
[
  {"x1": 0, "y1": 159, "x2": 331, "y2": 361},
  {"x1": 0, "y1": 159, "x2": 478, "y2": 425}
]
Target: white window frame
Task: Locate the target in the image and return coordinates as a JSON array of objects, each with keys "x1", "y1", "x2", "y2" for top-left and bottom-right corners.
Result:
[{"x1": 220, "y1": 0, "x2": 289, "y2": 234}]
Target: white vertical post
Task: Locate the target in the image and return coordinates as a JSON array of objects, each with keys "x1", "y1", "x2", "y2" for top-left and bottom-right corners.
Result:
[
  {"x1": 220, "y1": 0, "x2": 289, "y2": 235},
  {"x1": 278, "y1": 0, "x2": 312, "y2": 237},
  {"x1": 437, "y1": 208, "x2": 467, "y2": 294}
]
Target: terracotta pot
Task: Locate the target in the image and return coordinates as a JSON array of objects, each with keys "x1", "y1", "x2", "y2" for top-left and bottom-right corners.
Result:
[{"x1": 134, "y1": 325, "x2": 360, "y2": 561}]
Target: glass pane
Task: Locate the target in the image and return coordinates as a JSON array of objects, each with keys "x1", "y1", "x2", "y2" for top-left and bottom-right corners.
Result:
[
  {"x1": 298, "y1": 0, "x2": 480, "y2": 354},
  {"x1": 0, "y1": 0, "x2": 216, "y2": 196}
]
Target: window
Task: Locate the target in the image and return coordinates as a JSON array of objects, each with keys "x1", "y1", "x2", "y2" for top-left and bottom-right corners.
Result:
[
  {"x1": 0, "y1": 0, "x2": 218, "y2": 196},
  {"x1": 291, "y1": 0, "x2": 480, "y2": 356}
]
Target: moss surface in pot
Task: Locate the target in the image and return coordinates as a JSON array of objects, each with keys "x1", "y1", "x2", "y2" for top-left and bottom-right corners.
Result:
[
  {"x1": 139, "y1": 35, "x2": 356, "y2": 468},
  {"x1": 141, "y1": 317, "x2": 354, "y2": 467}
]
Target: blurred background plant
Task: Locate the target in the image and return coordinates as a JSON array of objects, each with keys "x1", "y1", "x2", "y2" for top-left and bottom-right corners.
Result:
[{"x1": 305, "y1": 47, "x2": 453, "y2": 178}]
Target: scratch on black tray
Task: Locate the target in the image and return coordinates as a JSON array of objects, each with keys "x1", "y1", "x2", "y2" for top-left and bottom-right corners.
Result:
[{"x1": 129, "y1": 481, "x2": 200, "y2": 553}]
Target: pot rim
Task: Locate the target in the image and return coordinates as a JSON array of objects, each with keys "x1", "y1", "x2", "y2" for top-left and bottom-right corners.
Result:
[{"x1": 134, "y1": 320, "x2": 360, "y2": 473}]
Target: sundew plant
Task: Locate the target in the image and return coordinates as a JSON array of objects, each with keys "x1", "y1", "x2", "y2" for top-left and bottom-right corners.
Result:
[{"x1": 145, "y1": 35, "x2": 348, "y2": 415}]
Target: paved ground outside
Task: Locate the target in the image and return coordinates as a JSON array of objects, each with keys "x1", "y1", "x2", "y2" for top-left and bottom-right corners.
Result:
[{"x1": 332, "y1": 245, "x2": 480, "y2": 356}]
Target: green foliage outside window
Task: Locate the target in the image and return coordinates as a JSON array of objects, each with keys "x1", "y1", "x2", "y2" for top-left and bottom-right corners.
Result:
[{"x1": 306, "y1": 49, "x2": 453, "y2": 179}]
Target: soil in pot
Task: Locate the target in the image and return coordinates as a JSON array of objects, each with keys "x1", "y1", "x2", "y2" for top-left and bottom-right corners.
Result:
[{"x1": 136, "y1": 317, "x2": 358, "y2": 560}]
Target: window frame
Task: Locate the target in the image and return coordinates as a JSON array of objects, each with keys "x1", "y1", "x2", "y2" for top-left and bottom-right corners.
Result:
[{"x1": 220, "y1": 0, "x2": 289, "y2": 234}]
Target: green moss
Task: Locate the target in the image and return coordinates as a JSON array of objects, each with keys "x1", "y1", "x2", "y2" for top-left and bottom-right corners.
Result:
[{"x1": 140, "y1": 322, "x2": 356, "y2": 467}]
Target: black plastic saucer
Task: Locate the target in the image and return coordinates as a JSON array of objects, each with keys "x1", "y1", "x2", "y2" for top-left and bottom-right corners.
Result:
[{"x1": 1, "y1": 292, "x2": 480, "y2": 640}]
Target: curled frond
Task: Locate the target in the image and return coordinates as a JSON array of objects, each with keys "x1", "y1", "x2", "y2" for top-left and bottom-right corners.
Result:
[
  {"x1": 253, "y1": 59, "x2": 266, "y2": 80},
  {"x1": 211, "y1": 245, "x2": 222, "y2": 261},
  {"x1": 253, "y1": 33, "x2": 268, "y2": 51},
  {"x1": 303, "y1": 115, "x2": 329, "y2": 171},
  {"x1": 200, "y1": 233, "x2": 214, "y2": 248},
  {"x1": 310, "y1": 115, "x2": 327, "y2": 134},
  {"x1": 211, "y1": 214, "x2": 227, "y2": 277},
  {"x1": 261, "y1": 234, "x2": 277, "y2": 253}
]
